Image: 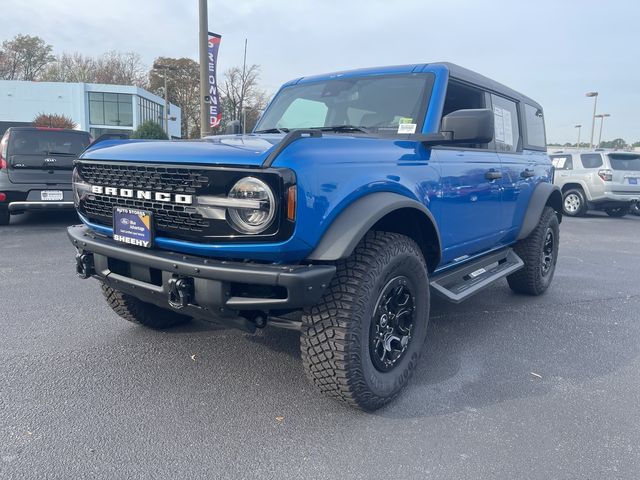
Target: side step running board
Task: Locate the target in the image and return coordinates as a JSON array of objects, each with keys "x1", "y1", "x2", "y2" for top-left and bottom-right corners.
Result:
[{"x1": 430, "y1": 249, "x2": 524, "y2": 303}]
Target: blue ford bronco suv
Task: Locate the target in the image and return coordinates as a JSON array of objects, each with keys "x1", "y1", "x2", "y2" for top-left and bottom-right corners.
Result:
[{"x1": 68, "y1": 63, "x2": 562, "y2": 410}]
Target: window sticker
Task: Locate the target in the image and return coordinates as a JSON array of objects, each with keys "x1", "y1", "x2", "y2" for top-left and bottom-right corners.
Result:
[
  {"x1": 398, "y1": 123, "x2": 417, "y2": 134},
  {"x1": 502, "y1": 109, "x2": 513, "y2": 147},
  {"x1": 493, "y1": 107, "x2": 505, "y2": 143},
  {"x1": 398, "y1": 117, "x2": 414, "y2": 125},
  {"x1": 552, "y1": 157, "x2": 567, "y2": 168}
]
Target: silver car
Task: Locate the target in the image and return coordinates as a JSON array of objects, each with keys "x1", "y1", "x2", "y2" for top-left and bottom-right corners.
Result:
[{"x1": 550, "y1": 150, "x2": 640, "y2": 217}]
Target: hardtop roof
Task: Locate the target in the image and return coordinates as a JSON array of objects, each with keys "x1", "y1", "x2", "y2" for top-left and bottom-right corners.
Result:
[{"x1": 286, "y1": 62, "x2": 543, "y2": 111}]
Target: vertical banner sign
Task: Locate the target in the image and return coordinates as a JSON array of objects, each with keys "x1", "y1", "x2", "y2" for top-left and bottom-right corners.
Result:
[{"x1": 207, "y1": 32, "x2": 222, "y2": 128}]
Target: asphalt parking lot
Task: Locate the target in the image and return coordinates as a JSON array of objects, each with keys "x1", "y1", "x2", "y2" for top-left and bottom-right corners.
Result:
[{"x1": 1, "y1": 211, "x2": 639, "y2": 479}]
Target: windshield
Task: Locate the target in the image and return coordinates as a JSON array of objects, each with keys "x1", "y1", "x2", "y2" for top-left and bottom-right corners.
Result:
[
  {"x1": 608, "y1": 153, "x2": 640, "y2": 171},
  {"x1": 255, "y1": 73, "x2": 434, "y2": 134},
  {"x1": 10, "y1": 130, "x2": 91, "y2": 156}
]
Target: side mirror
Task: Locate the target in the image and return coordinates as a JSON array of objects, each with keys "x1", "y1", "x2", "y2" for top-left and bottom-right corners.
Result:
[
  {"x1": 441, "y1": 108, "x2": 494, "y2": 144},
  {"x1": 225, "y1": 120, "x2": 241, "y2": 135}
]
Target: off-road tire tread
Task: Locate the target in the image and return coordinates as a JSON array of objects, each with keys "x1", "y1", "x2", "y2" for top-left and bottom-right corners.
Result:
[
  {"x1": 507, "y1": 206, "x2": 559, "y2": 295},
  {"x1": 101, "y1": 283, "x2": 190, "y2": 329},
  {"x1": 300, "y1": 231, "x2": 427, "y2": 410}
]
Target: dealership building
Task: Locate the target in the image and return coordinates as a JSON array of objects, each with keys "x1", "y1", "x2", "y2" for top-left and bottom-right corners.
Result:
[{"x1": 0, "y1": 80, "x2": 181, "y2": 138}]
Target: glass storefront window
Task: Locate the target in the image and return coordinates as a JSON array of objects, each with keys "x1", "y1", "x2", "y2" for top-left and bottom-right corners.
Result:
[{"x1": 88, "y1": 92, "x2": 134, "y2": 127}]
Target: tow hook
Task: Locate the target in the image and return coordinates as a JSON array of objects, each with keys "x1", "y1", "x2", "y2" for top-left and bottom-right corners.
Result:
[
  {"x1": 75, "y1": 253, "x2": 94, "y2": 279},
  {"x1": 167, "y1": 277, "x2": 194, "y2": 309}
]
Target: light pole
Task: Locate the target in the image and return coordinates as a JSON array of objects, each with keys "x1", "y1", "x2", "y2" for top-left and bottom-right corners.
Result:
[
  {"x1": 153, "y1": 63, "x2": 177, "y2": 136},
  {"x1": 575, "y1": 124, "x2": 582, "y2": 150},
  {"x1": 586, "y1": 91, "x2": 598, "y2": 149},
  {"x1": 198, "y1": 0, "x2": 210, "y2": 138},
  {"x1": 595, "y1": 113, "x2": 611, "y2": 148}
]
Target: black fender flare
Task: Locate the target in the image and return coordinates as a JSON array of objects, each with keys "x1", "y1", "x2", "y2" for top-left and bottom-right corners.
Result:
[
  {"x1": 517, "y1": 183, "x2": 563, "y2": 240},
  {"x1": 306, "y1": 191, "x2": 441, "y2": 262}
]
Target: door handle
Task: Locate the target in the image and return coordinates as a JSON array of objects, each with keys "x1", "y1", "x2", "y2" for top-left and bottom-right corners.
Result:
[
  {"x1": 485, "y1": 170, "x2": 502, "y2": 180},
  {"x1": 521, "y1": 168, "x2": 535, "y2": 178}
]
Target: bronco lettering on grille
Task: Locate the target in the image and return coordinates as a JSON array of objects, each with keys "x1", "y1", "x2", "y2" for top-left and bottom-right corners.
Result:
[{"x1": 90, "y1": 185, "x2": 193, "y2": 205}]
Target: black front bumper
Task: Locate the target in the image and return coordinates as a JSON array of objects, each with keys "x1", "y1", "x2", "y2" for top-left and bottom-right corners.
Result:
[{"x1": 68, "y1": 225, "x2": 335, "y2": 325}]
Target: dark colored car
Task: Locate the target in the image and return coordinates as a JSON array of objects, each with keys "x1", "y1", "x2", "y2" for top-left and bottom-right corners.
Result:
[{"x1": 0, "y1": 127, "x2": 91, "y2": 225}]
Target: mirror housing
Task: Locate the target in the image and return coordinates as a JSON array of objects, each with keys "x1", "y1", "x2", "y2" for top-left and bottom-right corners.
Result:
[
  {"x1": 412, "y1": 108, "x2": 494, "y2": 146},
  {"x1": 225, "y1": 120, "x2": 241, "y2": 135},
  {"x1": 441, "y1": 108, "x2": 494, "y2": 144}
]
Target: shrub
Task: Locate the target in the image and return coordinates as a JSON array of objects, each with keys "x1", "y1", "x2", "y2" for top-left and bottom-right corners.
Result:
[
  {"x1": 33, "y1": 113, "x2": 77, "y2": 129},
  {"x1": 130, "y1": 121, "x2": 168, "y2": 140}
]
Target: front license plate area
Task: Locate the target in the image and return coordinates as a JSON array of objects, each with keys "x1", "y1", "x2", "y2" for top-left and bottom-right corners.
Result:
[
  {"x1": 113, "y1": 207, "x2": 154, "y2": 248},
  {"x1": 629, "y1": 178, "x2": 638, "y2": 185},
  {"x1": 41, "y1": 190, "x2": 63, "y2": 201}
]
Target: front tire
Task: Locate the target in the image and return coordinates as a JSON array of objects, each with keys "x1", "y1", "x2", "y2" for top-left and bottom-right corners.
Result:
[
  {"x1": 101, "y1": 283, "x2": 191, "y2": 329},
  {"x1": 562, "y1": 188, "x2": 587, "y2": 216},
  {"x1": 605, "y1": 206, "x2": 629, "y2": 217},
  {"x1": 300, "y1": 231, "x2": 430, "y2": 411},
  {"x1": 507, "y1": 206, "x2": 560, "y2": 296}
]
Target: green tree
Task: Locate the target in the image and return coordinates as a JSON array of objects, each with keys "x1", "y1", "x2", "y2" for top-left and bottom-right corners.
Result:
[
  {"x1": 0, "y1": 34, "x2": 55, "y2": 80},
  {"x1": 148, "y1": 57, "x2": 200, "y2": 139},
  {"x1": 632, "y1": 141, "x2": 640, "y2": 148},
  {"x1": 130, "y1": 121, "x2": 168, "y2": 140},
  {"x1": 599, "y1": 138, "x2": 627, "y2": 149}
]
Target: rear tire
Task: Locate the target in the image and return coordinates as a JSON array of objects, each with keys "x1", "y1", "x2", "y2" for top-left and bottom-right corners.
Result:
[
  {"x1": 101, "y1": 283, "x2": 191, "y2": 329},
  {"x1": 562, "y1": 188, "x2": 587, "y2": 217},
  {"x1": 508, "y1": 206, "x2": 559, "y2": 296},
  {"x1": 631, "y1": 201, "x2": 640, "y2": 216},
  {"x1": 300, "y1": 231, "x2": 430, "y2": 411},
  {"x1": 605, "y1": 206, "x2": 629, "y2": 217},
  {"x1": 0, "y1": 208, "x2": 9, "y2": 226}
]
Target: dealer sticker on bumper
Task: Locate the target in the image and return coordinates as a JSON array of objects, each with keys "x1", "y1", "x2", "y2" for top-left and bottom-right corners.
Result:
[{"x1": 113, "y1": 207, "x2": 153, "y2": 248}]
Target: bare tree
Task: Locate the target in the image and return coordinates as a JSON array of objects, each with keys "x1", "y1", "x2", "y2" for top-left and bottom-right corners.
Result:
[
  {"x1": 41, "y1": 52, "x2": 98, "y2": 83},
  {"x1": 0, "y1": 34, "x2": 55, "y2": 80},
  {"x1": 94, "y1": 51, "x2": 147, "y2": 87},
  {"x1": 219, "y1": 64, "x2": 269, "y2": 132},
  {"x1": 148, "y1": 57, "x2": 200, "y2": 138}
]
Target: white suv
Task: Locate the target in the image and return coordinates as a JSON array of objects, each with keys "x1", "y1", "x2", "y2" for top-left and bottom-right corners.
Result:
[{"x1": 550, "y1": 150, "x2": 640, "y2": 217}]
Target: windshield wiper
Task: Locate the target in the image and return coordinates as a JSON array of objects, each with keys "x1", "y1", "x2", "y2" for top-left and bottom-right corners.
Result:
[
  {"x1": 46, "y1": 151, "x2": 74, "y2": 155},
  {"x1": 254, "y1": 127, "x2": 290, "y2": 134},
  {"x1": 317, "y1": 125, "x2": 372, "y2": 134}
]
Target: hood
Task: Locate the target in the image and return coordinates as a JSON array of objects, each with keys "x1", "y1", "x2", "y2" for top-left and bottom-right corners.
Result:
[{"x1": 80, "y1": 134, "x2": 285, "y2": 167}]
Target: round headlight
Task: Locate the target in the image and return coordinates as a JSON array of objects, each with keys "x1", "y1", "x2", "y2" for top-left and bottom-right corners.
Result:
[{"x1": 227, "y1": 177, "x2": 276, "y2": 234}]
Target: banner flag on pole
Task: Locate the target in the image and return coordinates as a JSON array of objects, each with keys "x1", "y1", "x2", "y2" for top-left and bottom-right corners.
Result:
[{"x1": 207, "y1": 32, "x2": 222, "y2": 129}]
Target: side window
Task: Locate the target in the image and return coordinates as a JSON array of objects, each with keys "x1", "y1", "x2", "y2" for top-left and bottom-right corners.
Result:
[
  {"x1": 580, "y1": 153, "x2": 603, "y2": 169},
  {"x1": 491, "y1": 94, "x2": 520, "y2": 153},
  {"x1": 524, "y1": 104, "x2": 546, "y2": 149},
  {"x1": 278, "y1": 98, "x2": 328, "y2": 128},
  {"x1": 550, "y1": 155, "x2": 573, "y2": 170},
  {"x1": 441, "y1": 81, "x2": 487, "y2": 149}
]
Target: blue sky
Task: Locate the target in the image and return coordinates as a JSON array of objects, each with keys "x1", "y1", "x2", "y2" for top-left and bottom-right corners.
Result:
[{"x1": 4, "y1": 0, "x2": 639, "y2": 143}]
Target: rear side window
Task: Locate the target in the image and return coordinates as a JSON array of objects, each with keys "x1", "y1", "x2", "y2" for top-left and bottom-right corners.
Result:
[
  {"x1": 551, "y1": 155, "x2": 573, "y2": 170},
  {"x1": 491, "y1": 94, "x2": 520, "y2": 153},
  {"x1": 9, "y1": 130, "x2": 90, "y2": 156},
  {"x1": 608, "y1": 154, "x2": 640, "y2": 171},
  {"x1": 580, "y1": 153, "x2": 603, "y2": 168},
  {"x1": 523, "y1": 104, "x2": 546, "y2": 149}
]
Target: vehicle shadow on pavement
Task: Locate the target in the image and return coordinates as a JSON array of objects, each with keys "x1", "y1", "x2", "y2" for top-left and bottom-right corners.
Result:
[
  {"x1": 8, "y1": 210, "x2": 79, "y2": 227},
  {"x1": 145, "y1": 280, "x2": 640, "y2": 419}
]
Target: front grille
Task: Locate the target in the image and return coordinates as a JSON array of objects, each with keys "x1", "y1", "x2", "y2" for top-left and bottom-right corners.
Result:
[
  {"x1": 77, "y1": 162, "x2": 210, "y2": 194},
  {"x1": 84, "y1": 195, "x2": 210, "y2": 233},
  {"x1": 76, "y1": 160, "x2": 295, "y2": 243}
]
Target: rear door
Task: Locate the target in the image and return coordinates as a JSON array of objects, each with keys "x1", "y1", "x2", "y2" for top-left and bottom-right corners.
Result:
[
  {"x1": 7, "y1": 129, "x2": 90, "y2": 184},
  {"x1": 607, "y1": 153, "x2": 640, "y2": 195}
]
